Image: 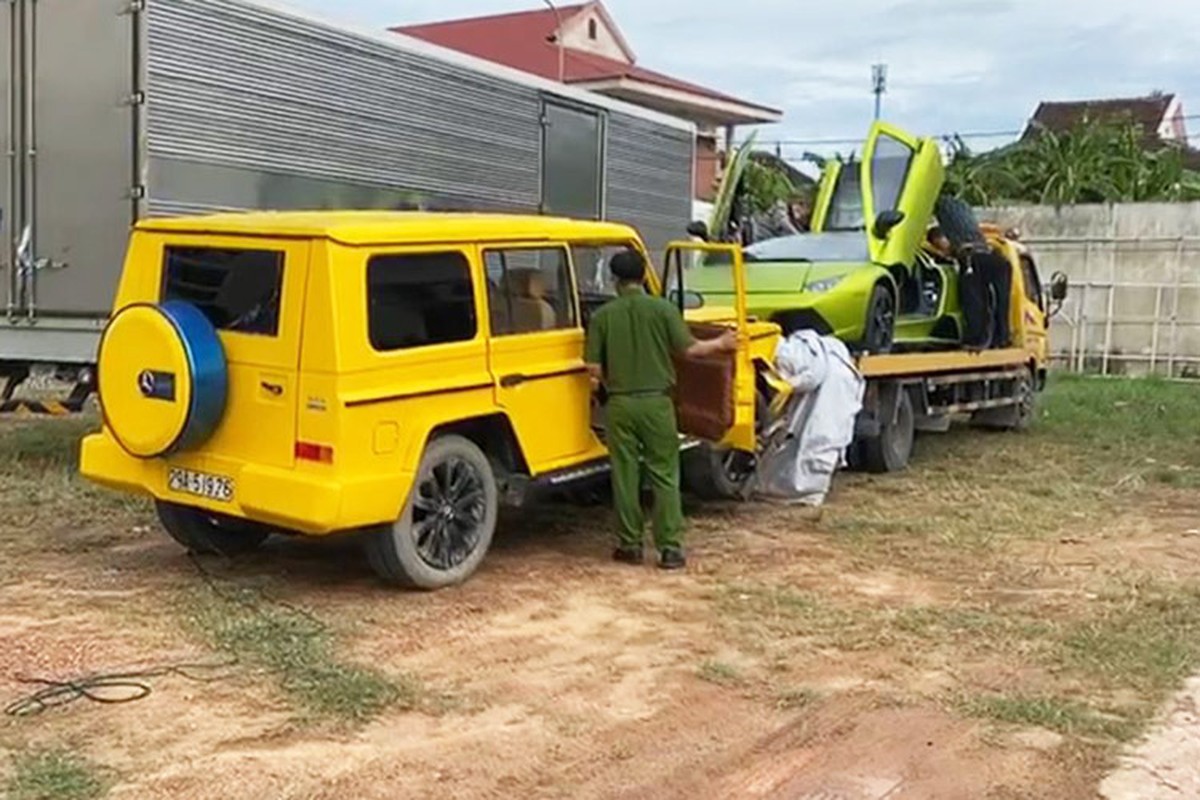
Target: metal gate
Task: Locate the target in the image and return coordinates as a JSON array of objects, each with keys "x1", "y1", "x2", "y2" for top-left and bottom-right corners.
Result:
[{"x1": 1, "y1": 0, "x2": 140, "y2": 320}]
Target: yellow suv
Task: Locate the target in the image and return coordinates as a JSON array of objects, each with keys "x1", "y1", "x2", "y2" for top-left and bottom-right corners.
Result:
[{"x1": 81, "y1": 212, "x2": 784, "y2": 589}]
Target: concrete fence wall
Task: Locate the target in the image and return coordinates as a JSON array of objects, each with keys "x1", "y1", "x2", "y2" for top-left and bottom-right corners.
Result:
[{"x1": 983, "y1": 202, "x2": 1200, "y2": 378}]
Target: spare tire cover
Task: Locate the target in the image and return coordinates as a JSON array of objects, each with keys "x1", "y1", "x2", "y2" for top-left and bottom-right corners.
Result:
[{"x1": 98, "y1": 300, "x2": 228, "y2": 459}]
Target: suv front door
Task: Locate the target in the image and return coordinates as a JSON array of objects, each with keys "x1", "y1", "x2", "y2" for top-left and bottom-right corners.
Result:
[{"x1": 659, "y1": 241, "x2": 755, "y2": 452}]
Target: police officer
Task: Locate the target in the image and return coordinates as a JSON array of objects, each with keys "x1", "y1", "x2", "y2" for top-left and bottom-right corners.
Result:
[{"x1": 585, "y1": 250, "x2": 737, "y2": 570}]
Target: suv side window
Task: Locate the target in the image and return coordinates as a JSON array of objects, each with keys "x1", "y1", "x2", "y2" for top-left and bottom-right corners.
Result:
[
  {"x1": 367, "y1": 251, "x2": 477, "y2": 351},
  {"x1": 162, "y1": 246, "x2": 284, "y2": 336},
  {"x1": 484, "y1": 246, "x2": 577, "y2": 336}
]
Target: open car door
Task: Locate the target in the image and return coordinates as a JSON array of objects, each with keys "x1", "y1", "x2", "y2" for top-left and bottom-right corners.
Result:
[
  {"x1": 659, "y1": 242, "x2": 755, "y2": 453},
  {"x1": 810, "y1": 122, "x2": 944, "y2": 270},
  {"x1": 706, "y1": 131, "x2": 757, "y2": 243}
]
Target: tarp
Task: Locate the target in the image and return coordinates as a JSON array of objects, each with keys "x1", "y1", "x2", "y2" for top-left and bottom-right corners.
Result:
[{"x1": 755, "y1": 331, "x2": 865, "y2": 506}]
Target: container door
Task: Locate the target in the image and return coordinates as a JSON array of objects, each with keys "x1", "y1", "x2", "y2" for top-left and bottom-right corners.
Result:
[
  {"x1": 1, "y1": 0, "x2": 15, "y2": 313},
  {"x1": 27, "y1": 0, "x2": 139, "y2": 316},
  {"x1": 541, "y1": 101, "x2": 604, "y2": 220}
]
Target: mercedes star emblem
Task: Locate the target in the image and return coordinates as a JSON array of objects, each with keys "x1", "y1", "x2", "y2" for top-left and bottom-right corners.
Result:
[{"x1": 138, "y1": 370, "x2": 156, "y2": 397}]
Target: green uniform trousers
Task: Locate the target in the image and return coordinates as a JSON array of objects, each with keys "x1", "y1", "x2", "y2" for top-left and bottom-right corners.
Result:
[{"x1": 606, "y1": 394, "x2": 684, "y2": 551}]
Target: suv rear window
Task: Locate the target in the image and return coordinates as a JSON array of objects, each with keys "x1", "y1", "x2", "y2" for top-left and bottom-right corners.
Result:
[
  {"x1": 162, "y1": 246, "x2": 284, "y2": 336},
  {"x1": 367, "y1": 252, "x2": 477, "y2": 351}
]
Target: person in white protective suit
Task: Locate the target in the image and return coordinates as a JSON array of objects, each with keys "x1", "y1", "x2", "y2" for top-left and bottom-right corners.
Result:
[{"x1": 755, "y1": 330, "x2": 865, "y2": 506}]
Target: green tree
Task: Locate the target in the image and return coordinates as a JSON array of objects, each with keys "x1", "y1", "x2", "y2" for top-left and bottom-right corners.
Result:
[
  {"x1": 741, "y1": 159, "x2": 797, "y2": 214},
  {"x1": 944, "y1": 118, "x2": 1200, "y2": 206}
]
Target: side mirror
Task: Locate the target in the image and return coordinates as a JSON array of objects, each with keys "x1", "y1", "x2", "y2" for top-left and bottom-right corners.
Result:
[
  {"x1": 668, "y1": 289, "x2": 705, "y2": 310},
  {"x1": 1050, "y1": 272, "x2": 1069, "y2": 302},
  {"x1": 873, "y1": 209, "x2": 906, "y2": 239},
  {"x1": 686, "y1": 220, "x2": 710, "y2": 241}
]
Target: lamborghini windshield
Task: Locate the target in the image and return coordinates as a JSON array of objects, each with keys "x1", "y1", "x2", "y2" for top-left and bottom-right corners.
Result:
[{"x1": 744, "y1": 231, "x2": 870, "y2": 263}]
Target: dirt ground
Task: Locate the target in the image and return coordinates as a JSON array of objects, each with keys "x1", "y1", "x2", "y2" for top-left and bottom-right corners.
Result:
[{"x1": 2, "y1": 376, "x2": 1200, "y2": 799}]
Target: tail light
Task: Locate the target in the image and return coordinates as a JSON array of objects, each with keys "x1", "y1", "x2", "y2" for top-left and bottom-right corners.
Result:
[{"x1": 295, "y1": 441, "x2": 334, "y2": 464}]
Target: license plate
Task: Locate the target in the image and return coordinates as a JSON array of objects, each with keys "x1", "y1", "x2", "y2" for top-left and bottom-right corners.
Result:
[{"x1": 168, "y1": 468, "x2": 234, "y2": 503}]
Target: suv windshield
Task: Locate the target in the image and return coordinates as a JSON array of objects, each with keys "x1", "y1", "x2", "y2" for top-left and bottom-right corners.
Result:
[{"x1": 743, "y1": 231, "x2": 870, "y2": 264}]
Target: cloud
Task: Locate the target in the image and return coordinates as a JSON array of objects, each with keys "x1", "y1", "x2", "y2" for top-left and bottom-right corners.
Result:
[{"x1": 274, "y1": 0, "x2": 1200, "y2": 163}]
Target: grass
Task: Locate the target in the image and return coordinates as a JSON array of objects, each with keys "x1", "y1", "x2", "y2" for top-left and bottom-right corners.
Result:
[
  {"x1": 775, "y1": 688, "x2": 819, "y2": 710},
  {"x1": 697, "y1": 660, "x2": 743, "y2": 687},
  {"x1": 4, "y1": 748, "x2": 108, "y2": 800},
  {"x1": 699, "y1": 372, "x2": 1200, "y2": 756},
  {"x1": 960, "y1": 694, "x2": 1139, "y2": 742},
  {"x1": 181, "y1": 583, "x2": 410, "y2": 723},
  {"x1": 1055, "y1": 583, "x2": 1200, "y2": 698},
  {"x1": 0, "y1": 418, "x2": 96, "y2": 471}
]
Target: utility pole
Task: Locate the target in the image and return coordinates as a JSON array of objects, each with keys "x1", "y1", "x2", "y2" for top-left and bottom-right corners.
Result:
[
  {"x1": 872, "y1": 63, "x2": 888, "y2": 120},
  {"x1": 543, "y1": 0, "x2": 565, "y2": 82}
]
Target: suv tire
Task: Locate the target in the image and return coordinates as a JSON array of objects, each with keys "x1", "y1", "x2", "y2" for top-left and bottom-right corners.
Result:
[
  {"x1": 683, "y1": 444, "x2": 756, "y2": 501},
  {"x1": 155, "y1": 501, "x2": 270, "y2": 556},
  {"x1": 366, "y1": 435, "x2": 499, "y2": 590}
]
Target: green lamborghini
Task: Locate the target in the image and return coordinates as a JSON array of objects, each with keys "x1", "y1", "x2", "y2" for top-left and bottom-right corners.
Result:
[{"x1": 687, "y1": 122, "x2": 966, "y2": 353}]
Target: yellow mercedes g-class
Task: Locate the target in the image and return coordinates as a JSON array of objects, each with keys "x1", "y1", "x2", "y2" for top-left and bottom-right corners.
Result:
[{"x1": 81, "y1": 212, "x2": 785, "y2": 589}]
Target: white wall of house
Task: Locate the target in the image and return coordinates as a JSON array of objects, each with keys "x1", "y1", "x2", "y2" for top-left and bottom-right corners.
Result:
[{"x1": 561, "y1": 8, "x2": 629, "y2": 62}]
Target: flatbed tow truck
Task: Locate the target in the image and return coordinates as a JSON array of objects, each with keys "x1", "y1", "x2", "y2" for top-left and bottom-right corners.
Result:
[
  {"x1": 679, "y1": 216, "x2": 1069, "y2": 497},
  {"x1": 851, "y1": 346, "x2": 1041, "y2": 474}
]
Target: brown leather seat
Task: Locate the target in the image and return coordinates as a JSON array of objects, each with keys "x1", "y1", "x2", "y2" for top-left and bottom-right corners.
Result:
[{"x1": 505, "y1": 270, "x2": 557, "y2": 332}]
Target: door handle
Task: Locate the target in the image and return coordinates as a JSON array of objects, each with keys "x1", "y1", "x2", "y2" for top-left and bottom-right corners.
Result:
[
  {"x1": 500, "y1": 374, "x2": 527, "y2": 389},
  {"x1": 261, "y1": 381, "x2": 285, "y2": 397}
]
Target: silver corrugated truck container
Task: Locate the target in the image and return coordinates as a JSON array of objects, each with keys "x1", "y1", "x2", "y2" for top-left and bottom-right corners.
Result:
[{"x1": 0, "y1": 0, "x2": 694, "y2": 401}]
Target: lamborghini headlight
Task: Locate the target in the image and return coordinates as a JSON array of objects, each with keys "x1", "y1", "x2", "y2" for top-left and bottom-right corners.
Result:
[{"x1": 805, "y1": 276, "x2": 844, "y2": 294}]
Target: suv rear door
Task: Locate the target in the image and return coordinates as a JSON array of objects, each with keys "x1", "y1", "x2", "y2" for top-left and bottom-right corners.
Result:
[
  {"x1": 812, "y1": 122, "x2": 944, "y2": 270},
  {"x1": 156, "y1": 235, "x2": 310, "y2": 471}
]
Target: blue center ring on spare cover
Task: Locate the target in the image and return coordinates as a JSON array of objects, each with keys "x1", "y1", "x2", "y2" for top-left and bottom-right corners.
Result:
[{"x1": 160, "y1": 300, "x2": 229, "y2": 454}]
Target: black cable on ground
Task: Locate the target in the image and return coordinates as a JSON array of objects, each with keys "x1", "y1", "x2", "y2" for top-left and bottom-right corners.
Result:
[
  {"x1": 5, "y1": 553, "x2": 326, "y2": 718},
  {"x1": 4, "y1": 658, "x2": 239, "y2": 717}
]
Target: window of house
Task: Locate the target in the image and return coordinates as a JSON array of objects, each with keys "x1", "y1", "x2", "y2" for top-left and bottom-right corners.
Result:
[
  {"x1": 485, "y1": 246, "x2": 577, "y2": 335},
  {"x1": 367, "y1": 252, "x2": 476, "y2": 351},
  {"x1": 588, "y1": 18, "x2": 598, "y2": 39},
  {"x1": 162, "y1": 246, "x2": 283, "y2": 336}
]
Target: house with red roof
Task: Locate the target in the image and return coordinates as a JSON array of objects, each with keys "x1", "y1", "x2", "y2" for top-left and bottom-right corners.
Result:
[
  {"x1": 1022, "y1": 93, "x2": 1188, "y2": 144},
  {"x1": 393, "y1": 2, "x2": 781, "y2": 203}
]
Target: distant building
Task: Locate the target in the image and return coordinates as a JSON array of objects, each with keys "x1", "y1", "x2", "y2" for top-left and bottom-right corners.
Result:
[
  {"x1": 1023, "y1": 93, "x2": 1188, "y2": 143},
  {"x1": 393, "y1": 2, "x2": 782, "y2": 203}
]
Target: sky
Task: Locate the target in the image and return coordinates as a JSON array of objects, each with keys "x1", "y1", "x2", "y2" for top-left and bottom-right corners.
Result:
[{"x1": 283, "y1": 0, "x2": 1200, "y2": 170}]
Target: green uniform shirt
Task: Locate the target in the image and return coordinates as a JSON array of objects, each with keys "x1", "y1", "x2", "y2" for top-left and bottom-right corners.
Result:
[{"x1": 585, "y1": 285, "x2": 695, "y2": 394}]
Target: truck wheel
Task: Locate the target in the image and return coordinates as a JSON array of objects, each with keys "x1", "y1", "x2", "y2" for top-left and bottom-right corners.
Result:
[
  {"x1": 935, "y1": 196, "x2": 987, "y2": 251},
  {"x1": 972, "y1": 369, "x2": 1036, "y2": 431},
  {"x1": 683, "y1": 444, "x2": 756, "y2": 501},
  {"x1": 860, "y1": 389, "x2": 915, "y2": 473},
  {"x1": 862, "y1": 284, "x2": 896, "y2": 354},
  {"x1": 365, "y1": 435, "x2": 498, "y2": 590},
  {"x1": 155, "y1": 501, "x2": 270, "y2": 556}
]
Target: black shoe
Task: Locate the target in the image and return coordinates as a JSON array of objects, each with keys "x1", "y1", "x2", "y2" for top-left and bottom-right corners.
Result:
[
  {"x1": 612, "y1": 546, "x2": 643, "y2": 565},
  {"x1": 658, "y1": 548, "x2": 686, "y2": 571}
]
